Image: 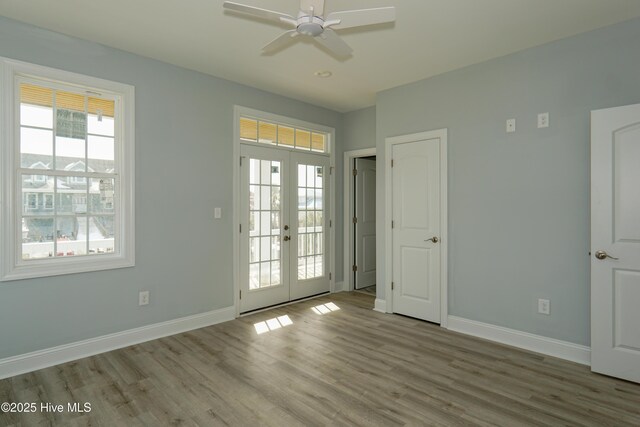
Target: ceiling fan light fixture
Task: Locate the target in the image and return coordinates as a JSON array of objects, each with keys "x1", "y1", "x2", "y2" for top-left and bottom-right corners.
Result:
[{"x1": 298, "y1": 21, "x2": 324, "y2": 37}]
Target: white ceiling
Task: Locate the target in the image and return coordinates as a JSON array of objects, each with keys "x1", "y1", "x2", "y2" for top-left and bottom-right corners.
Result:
[{"x1": 1, "y1": 0, "x2": 640, "y2": 112}]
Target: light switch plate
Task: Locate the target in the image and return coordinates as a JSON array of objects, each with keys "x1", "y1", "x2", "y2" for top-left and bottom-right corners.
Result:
[
  {"x1": 214, "y1": 207, "x2": 222, "y2": 219},
  {"x1": 506, "y1": 119, "x2": 516, "y2": 133}
]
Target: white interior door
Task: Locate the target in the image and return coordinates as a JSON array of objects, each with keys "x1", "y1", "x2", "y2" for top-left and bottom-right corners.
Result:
[
  {"x1": 392, "y1": 138, "x2": 441, "y2": 322},
  {"x1": 591, "y1": 104, "x2": 640, "y2": 383},
  {"x1": 354, "y1": 158, "x2": 376, "y2": 289},
  {"x1": 240, "y1": 145, "x2": 330, "y2": 313}
]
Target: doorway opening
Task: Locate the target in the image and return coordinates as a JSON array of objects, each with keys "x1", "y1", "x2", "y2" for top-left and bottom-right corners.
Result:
[{"x1": 343, "y1": 148, "x2": 377, "y2": 294}]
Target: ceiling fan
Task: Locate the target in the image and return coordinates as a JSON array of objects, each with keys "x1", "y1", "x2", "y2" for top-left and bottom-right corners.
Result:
[{"x1": 223, "y1": 0, "x2": 396, "y2": 58}]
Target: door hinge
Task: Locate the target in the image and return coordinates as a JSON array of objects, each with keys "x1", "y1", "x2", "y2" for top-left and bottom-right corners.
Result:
[
  {"x1": 391, "y1": 282, "x2": 394, "y2": 290},
  {"x1": 391, "y1": 159, "x2": 394, "y2": 167},
  {"x1": 352, "y1": 265, "x2": 358, "y2": 272},
  {"x1": 329, "y1": 272, "x2": 332, "y2": 280},
  {"x1": 240, "y1": 156, "x2": 243, "y2": 166},
  {"x1": 330, "y1": 166, "x2": 334, "y2": 175},
  {"x1": 239, "y1": 290, "x2": 242, "y2": 300},
  {"x1": 239, "y1": 224, "x2": 242, "y2": 233},
  {"x1": 391, "y1": 220, "x2": 395, "y2": 228},
  {"x1": 329, "y1": 219, "x2": 332, "y2": 227},
  {"x1": 353, "y1": 168, "x2": 358, "y2": 176},
  {"x1": 353, "y1": 217, "x2": 358, "y2": 224}
]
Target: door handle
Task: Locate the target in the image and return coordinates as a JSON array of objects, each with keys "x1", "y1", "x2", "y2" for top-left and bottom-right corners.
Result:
[
  {"x1": 283, "y1": 235, "x2": 291, "y2": 242},
  {"x1": 424, "y1": 237, "x2": 439, "y2": 243},
  {"x1": 595, "y1": 250, "x2": 618, "y2": 260}
]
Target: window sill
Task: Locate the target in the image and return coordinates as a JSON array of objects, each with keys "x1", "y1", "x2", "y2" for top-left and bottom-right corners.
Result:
[{"x1": 0, "y1": 255, "x2": 135, "y2": 282}]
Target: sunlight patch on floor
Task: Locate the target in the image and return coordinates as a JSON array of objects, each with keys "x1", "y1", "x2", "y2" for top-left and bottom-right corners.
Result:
[
  {"x1": 254, "y1": 315, "x2": 293, "y2": 334},
  {"x1": 311, "y1": 302, "x2": 340, "y2": 315}
]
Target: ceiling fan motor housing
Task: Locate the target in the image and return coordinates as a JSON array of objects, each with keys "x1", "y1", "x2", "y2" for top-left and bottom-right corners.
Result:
[{"x1": 297, "y1": 16, "x2": 325, "y2": 36}]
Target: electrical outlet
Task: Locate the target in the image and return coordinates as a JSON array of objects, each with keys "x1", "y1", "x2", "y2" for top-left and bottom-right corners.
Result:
[
  {"x1": 538, "y1": 298, "x2": 550, "y2": 315},
  {"x1": 506, "y1": 119, "x2": 516, "y2": 133},
  {"x1": 538, "y1": 112, "x2": 549, "y2": 128},
  {"x1": 139, "y1": 291, "x2": 150, "y2": 306}
]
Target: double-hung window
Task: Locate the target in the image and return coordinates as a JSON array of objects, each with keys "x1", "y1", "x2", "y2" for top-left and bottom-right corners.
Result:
[{"x1": 0, "y1": 58, "x2": 135, "y2": 281}]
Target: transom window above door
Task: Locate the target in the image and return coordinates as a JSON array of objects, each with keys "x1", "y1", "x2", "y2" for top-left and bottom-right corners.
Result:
[{"x1": 239, "y1": 116, "x2": 329, "y2": 153}]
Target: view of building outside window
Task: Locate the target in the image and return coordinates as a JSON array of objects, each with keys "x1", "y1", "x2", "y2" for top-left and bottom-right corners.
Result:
[{"x1": 20, "y1": 83, "x2": 117, "y2": 260}]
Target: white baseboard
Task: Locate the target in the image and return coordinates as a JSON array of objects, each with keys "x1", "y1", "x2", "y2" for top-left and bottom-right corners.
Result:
[
  {"x1": 334, "y1": 281, "x2": 345, "y2": 292},
  {"x1": 447, "y1": 316, "x2": 591, "y2": 366},
  {"x1": 0, "y1": 306, "x2": 235, "y2": 380},
  {"x1": 374, "y1": 298, "x2": 387, "y2": 313}
]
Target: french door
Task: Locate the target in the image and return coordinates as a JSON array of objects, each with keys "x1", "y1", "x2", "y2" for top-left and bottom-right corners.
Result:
[{"x1": 239, "y1": 144, "x2": 330, "y2": 312}]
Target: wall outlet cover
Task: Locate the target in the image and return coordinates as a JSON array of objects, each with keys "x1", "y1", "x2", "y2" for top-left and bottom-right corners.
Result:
[
  {"x1": 506, "y1": 119, "x2": 516, "y2": 133},
  {"x1": 538, "y1": 298, "x2": 550, "y2": 315},
  {"x1": 538, "y1": 112, "x2": 550, "y2": 128},
  {"x1": 139, "y1": 291, "x2": 150, "y2": 306}
]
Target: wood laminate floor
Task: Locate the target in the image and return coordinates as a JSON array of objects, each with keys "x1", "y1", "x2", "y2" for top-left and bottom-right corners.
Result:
[
  {"x1": 354, "y1": 285, "x2": 376, "y2": 296},
  {"x1": 1, "y1": 292, "x2": 639, "y2": 426}
]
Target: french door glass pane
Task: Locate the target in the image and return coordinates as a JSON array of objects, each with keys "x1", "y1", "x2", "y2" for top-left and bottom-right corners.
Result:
[
  {"x1": 297, "y1": 163, "x2": 324, "y2": 280},
  {"x1": 248, "y1": 158, "x2": 282, "y2": 290}
]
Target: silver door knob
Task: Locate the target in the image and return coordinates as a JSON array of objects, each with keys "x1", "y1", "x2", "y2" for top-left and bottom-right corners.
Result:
[
  {"x1": 595, "y1": 250, "x2": 618, "y2": 260},
  {"x1": 425, "y1": 237, "x2": 439, "y2": 243}
]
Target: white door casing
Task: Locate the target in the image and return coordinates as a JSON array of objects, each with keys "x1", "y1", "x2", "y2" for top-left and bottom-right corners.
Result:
[
  {"x1": 342, "y1": 147, "x2": 376, "y2": 292},
  {"x1": 239, "y1": 145, "x2": 330, "y2": 313},
  {"x1": 354, "y1": 158, "x2": 377, "y2": 289},
  {"x1": 591, "y1": 103, "x2": 640, "y2": 383},
  {"x1": 385, "y1": 129, "x2": 447, "y2": 325}
]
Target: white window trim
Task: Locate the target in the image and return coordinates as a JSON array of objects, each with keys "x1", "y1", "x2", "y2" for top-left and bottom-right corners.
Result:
[
  {"x1": 25, "y1": 192, "x2": 38, "y2": 210},
  {"x1": 44, "y1": 194, "x2": 54, "y2": 210},
  {"x1": 0, "y1": 57, "x2": 135, "y2": 281}
]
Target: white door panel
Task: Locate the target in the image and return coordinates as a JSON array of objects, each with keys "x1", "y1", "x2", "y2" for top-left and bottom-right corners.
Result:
[
  {"x1": 613, "y1": 270, "x2": 640, "y2": 350},
  {"x1": 392, "y1": 138, "x2": 441, "y2": 322},
  {"x1": 355, "y1": 158, "x2": 377, "y2": 289},
  {"x1": 400, "y1": 246, "x2": 430, "y2": 299},
  {"x1": 613, "y1": 125, "x2": 640, "y2": 242},
  {"x1": 591, "y1": 103, "x2": 640, "y2": 383}
]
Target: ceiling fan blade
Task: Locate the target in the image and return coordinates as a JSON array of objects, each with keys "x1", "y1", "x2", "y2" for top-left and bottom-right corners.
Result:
[
  {"x1": 326, "y1": 7, "x2": 396, "y2": 30},
  {"x1": 315, "y1": 28, "x2": 352, "y2": 58},
  {"x1": 263, "y1": 30, "x2": 299, "y2": 54},
  {"x1": 301, "y1": 0, "x2": 325, "y2": 16},
  {"x1": 223, "y1": 1, "x2": 295, "y2": 24}
]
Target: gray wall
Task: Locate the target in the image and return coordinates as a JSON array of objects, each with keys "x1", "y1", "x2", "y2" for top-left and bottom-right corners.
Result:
[
  {"x1": 376, "y1": 18, "x2": 640, "y2": 346},
  {"x1": 335, "y1": 106, "x2": 376, "y2": 284},
  {"x1": 0, "y1": 16, "x2": 342, "y2": 359},
  {"x1": 343, "y1": 107, "x2": 376, "y2": 152}
]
